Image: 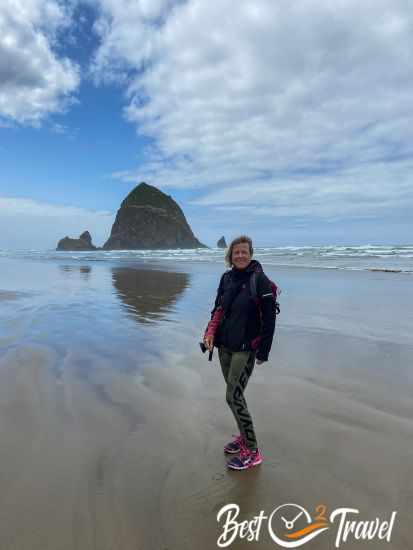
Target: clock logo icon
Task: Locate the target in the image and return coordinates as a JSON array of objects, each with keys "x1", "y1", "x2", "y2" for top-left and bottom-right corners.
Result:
[{"x1": 268, "y1": 503, "x2": 329, "y2": 548}]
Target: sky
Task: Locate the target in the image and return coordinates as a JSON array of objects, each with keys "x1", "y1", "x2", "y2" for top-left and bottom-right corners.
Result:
[{"x1": 0, "y1": 0, "x2": 412, "y2": 249}]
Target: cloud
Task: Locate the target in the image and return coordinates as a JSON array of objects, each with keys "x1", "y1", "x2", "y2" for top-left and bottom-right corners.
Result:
[
  {"x1": 191, "y1": 158, "x2": 413, "y2": 220},
  {"x1": 0, "y1": 0, "x2": 80, "y2": 124},
  {"x1": 49, "y1": 121, "x2": 79, "y2": 139},
  {"x1": 0, "y1": 196, "x2": 114, "y2": 249},
  {"x1": 90, "y1": 0, "x2": 177, "y2": 84},
  {"x1": 91, "y1": 0, "x2": 413, "y2": 223}
]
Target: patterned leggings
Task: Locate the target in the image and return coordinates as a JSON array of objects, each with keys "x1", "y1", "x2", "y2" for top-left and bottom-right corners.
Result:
[{"x1": 218, "y1": 346, "x2": 258, "y2": 450}]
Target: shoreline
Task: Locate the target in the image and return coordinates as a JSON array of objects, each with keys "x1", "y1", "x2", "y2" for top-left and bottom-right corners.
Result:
[{"x1": 1, "y1": 248, "x2": 413, "y2": 275}]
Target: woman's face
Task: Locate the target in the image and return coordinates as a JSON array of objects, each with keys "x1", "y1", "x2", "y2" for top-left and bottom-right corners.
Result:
[{"x1": 231, "y1": 242, "x2": 252, "y2": 270}]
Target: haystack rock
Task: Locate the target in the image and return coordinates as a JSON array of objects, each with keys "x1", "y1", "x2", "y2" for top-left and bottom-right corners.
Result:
[
  {"x1": 217, "y1": 236, "x2": 227, "y2": 248},
  {"x1": 57, "y1": 231, "x2": 97, "y2": 251},
  {"x1": 103, "y1": 182, "x2": 206, "y2": 250}
]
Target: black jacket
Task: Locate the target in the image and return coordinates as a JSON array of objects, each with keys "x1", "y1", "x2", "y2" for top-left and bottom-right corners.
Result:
[{"x1": 211, "y1": 260, "x2": 276, "y2": 361}]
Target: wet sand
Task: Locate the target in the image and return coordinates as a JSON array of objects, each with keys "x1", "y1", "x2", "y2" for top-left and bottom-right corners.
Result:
[{"x1": 0, "y1": 257, "x2": 412, "y2": 549}]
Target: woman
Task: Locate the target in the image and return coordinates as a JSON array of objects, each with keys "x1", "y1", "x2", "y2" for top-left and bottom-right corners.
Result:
[{"x1": 203, "y1": 235, "x2": 277, "y2": 470}]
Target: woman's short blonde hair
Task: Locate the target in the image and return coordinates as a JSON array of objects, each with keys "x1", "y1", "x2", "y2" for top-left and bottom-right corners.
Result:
[{"x1": 225, "y1": 235, "x2": 254, "y2": 267}]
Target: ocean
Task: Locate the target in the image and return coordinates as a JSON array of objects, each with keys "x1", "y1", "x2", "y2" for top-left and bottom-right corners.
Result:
[{"x1": 1, "y1": 244, "x2": 413, "y2": 273}]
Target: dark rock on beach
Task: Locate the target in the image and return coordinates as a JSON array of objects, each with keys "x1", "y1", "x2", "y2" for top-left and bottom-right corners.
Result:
[
  {"x1": 103, "y1": 182, "x2": 206, "y2": 250},
  {"x1": 56, "y1": 231, "x2": 97, "y2": 251},
  {"x1": 217, "y1": 236, "x2": 227, "y2": 248}
]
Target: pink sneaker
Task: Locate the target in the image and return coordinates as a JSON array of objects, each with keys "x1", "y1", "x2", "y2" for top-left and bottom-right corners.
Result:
[
  {"x1": 224, "y1": 434, "x2": 244, "y2": 454},
  {"x1": 227, "y1": 447, "x2": 263, "y2": 470}
]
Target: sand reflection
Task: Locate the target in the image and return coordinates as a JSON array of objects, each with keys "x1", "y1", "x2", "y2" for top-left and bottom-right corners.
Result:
[
  {"x1": 59, "y1": 264, "x2": 92, "y2": 280},
  {"x1": 111, "y1": 267, "x2": 190, "y2": 324}
]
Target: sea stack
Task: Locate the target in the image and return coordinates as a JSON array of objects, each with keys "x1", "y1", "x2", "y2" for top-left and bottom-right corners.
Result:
[
  {"x1": 56, "y1": 231, "x2": 97, "y2": 251},
  {"x1": 217, "y1": 236, "x2": 227, "y2": 248},
  {"x1": 103, "y1": 182, "x2": 206, "y2": 250}
]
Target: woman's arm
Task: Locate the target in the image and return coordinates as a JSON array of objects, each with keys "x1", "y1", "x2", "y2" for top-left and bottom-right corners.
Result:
[
  {"x1": 255, "y1": 273, "x2": 276, "y2": 362},
  {"x1": 203, "y1": 272, "x2": 226, "y2": 349}
]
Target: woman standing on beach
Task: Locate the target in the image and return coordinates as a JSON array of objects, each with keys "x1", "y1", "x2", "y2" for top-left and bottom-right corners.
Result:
[{"x1": 203, "y1": 235, "x2": 277, "y2": 470}]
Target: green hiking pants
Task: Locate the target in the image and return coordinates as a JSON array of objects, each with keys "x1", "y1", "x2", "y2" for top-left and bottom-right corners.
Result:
[{"x1": 218, "y1": 346, "x2": 258, "y2": 450}]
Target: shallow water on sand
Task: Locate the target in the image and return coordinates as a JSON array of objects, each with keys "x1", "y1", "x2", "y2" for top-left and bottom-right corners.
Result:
[
  {"x1": 0, "y1": 257, "x2": 412, "y2": 550},
  {"x1": 1, "y1": 257, "x2": 412, "y2": 360}
]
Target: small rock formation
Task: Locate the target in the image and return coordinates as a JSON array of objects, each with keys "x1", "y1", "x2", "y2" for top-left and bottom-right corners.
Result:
[
  {"x1": 57, "y1": 231, "x2": 97, "y2": 251},
  {"x1": 217, "y1": 236, "x2": 227, "y2": 248},
  {"x1": 103, "y1": 182, "x2": 206, "y2": 250}
]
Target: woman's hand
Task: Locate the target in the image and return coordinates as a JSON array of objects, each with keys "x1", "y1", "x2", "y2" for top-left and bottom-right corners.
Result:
[{"x1": 204, "y1": 335, "x2": 214, "y2": 351}]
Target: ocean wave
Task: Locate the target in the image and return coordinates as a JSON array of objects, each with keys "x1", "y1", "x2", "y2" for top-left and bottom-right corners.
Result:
[{"x1": 1, "y1": 246, "x2": 413, "y2": 273}]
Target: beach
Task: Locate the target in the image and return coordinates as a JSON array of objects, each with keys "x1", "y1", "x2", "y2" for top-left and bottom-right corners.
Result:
[{"x1": 0, "y1": 255, "x2": 412, "y2": 550}]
